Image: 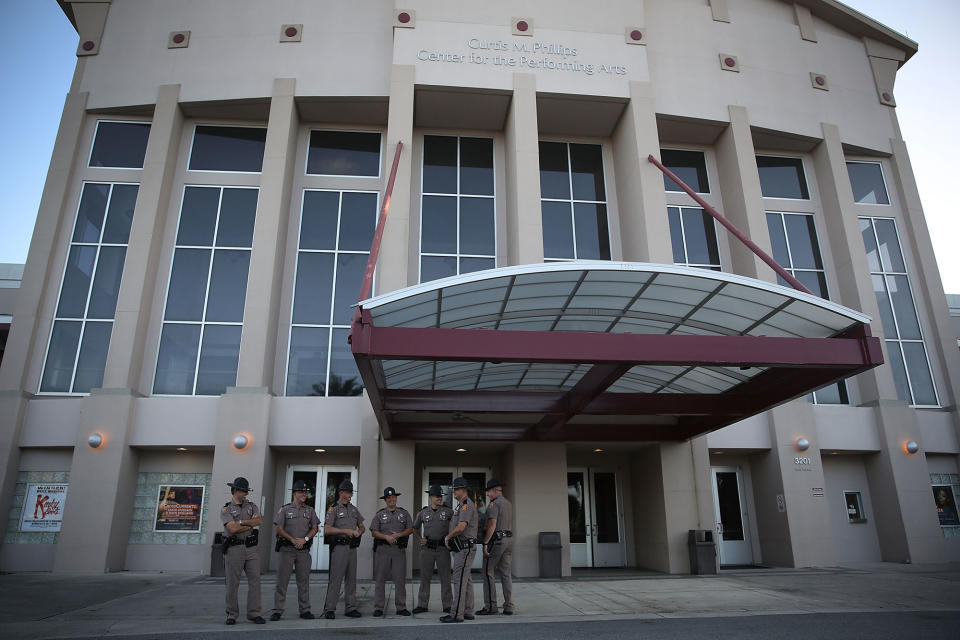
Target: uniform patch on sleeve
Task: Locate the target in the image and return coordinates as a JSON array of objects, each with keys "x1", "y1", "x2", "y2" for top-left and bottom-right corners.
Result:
[{"x1": 221, "y1": 507, "x2": 227, "y2": 513}]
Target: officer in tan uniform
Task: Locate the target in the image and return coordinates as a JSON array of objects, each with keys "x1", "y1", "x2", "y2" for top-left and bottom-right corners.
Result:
[
  {"x1": 322, "y1": 479, "x2": 365, "y2": 619},
  {"x1": 441, "y1": 477, "x2": 478, "y2": 623},
  {"x1": 270, "y1": 479, "x2": 321, "y2": 621},
  {"x1": 478, "y1": 478, "x2": 514, "y2": 615},
  {"x1": 220, "y1": 477, "x2": 265, "y2": 625},
  {"x1": 370, "y1": 486, "x2": 414, "y2": 617},
  {"x1": 412, "y1": 485, "x2": 454, "y2": 614}
]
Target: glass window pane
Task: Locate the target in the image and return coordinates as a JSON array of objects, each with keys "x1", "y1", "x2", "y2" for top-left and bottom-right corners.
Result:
[
  {"x1": 73, "y1": 183, "x2": 110, "y2": 243},
  {"x1": 460, "y1": 257, "x2": 495, "y2": 274},
  {"x1": 873, "y1": 219, "x2": 906, "y2": 273},
  {"x1": 573, "y1": 203, "x2": 610, "y2": 260},
  {"x1": 101, "y1": 184, "x2": 138, "y2": 244},
  {"x1": 164, "y1": 248, "x2": 211, "y2": 321},
  {"x1": 460, "y1": 137, "x2": 494, "y2": 196},
  {"x1": 307, "y1": 130, "x2": 381, "y2": 177},
  {"x1": 860, "y1": 218, "x2": 881, "y2": 272},
  {"x1": 286, "y1": 327, "x2": 330, "y2": 396},
  {"x1": 423, "y1": 135, "x2": 458, "y2": 194},
  {"x1": 902, "y1": 342, "x2": 937, "y2": 406},
  {"x1": 195, "y1": 325, "x2": 241, "y2": 395},
  {"x1": 887, "y1": 275, "x2": 921, "y2": 340},
  {"x1": 87, "y1": 246, "x2": 126, "y2": 319},
  {"x1": 177, "y1": 187, "x2": 220, "y2": 247},
  {"x1": 756, "y1": 155, "x2": 809, "y2": 199},
  {"x1": 847, "y1": 162, "x2": 889, "y2": 205},
  {"x1": 329, "y1": 328, "x2": 363, "y2": 396},
  {"x1": 813, "y1": 382, "x2": 847, "y2": 405},
  {"x1": 795, "y1": 270, "x2": 828, "y2": 299},
  {"x1": 783, "y1": 214, "x2": 822, "y2": 269},
  {"x1": 570, "y1": 143, "x2": 605, "y2": 201},
  {"x1": 459, "y1": 197, "x2": 495, "y2": 256},
  {"x1": 539, "y1": 141, "x2": 570, "y2": 199},
  {"x1": 292, "y1": 252, "x2": 334, "y2": 325},
  {"x1": 57, "y1": 245, "x2": 96, "y2": 318},
  {"x1": 871, "y1": 274, "x2": 896, "y2": 336},
  {"x1": 542, "y1": 201, "x2": 574, "y2": 259},
  {"x1": 339, "y1": 192, "x2": 378, "y2": 251},
  {"x1": 216, "y1": 188, "x2": 258, "y2": 248},
  {"x1": 421, "y1": 195, "x2": 457, "y2": 254},
  {"x1": 766, "y1": 213, "x2": 790, "y2": 267},
  {"x1": 189, "y1": 125, "x2": 266, "y2": 172},
  {"x1": 300, "y1": 191, "x2": 339, "y2": 250},
  {"x1": 668, "y1": 207, "x2": 685, "y2": 263},
  {"x1": 89, "y1": 122, "x2": 151, "y2": 169},
  {"x1": 420, "y1": 256, "x2": 457, "y2": 283},
  {"x1": 72, "y1": 321, "x2": 112, "y2": 393},
  {"x1": 40, "y1": 321, "x2": 82, "y2": 392},
  {"x1": 333, "y1": 253, "x2": 367, "y2": 325},
  {"x1": 154, "y1": 324, "x2": 201, "y2": 395},
  {"x1": 205, "y1": 250, "x2": 250, "y2": 322},
  {"x1": 885, "y1": 340, "x2": 911, "y2": 403},
  {"x1": 681, "y1": 208, "x2": 719, "y2": 266},
  {"x1": 661, "y1": 149, "x2": 709, "y2": 193}
]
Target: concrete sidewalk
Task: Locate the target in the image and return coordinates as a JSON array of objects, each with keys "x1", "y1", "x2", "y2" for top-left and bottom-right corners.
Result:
[{"x1": 1, "y1": 563, "x2": 959, "y2": 638}]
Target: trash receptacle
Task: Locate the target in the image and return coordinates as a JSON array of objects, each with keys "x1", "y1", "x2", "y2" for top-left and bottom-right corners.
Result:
[
  {"x1": 538, "y1": 531, "x2": 562, "y2": 578},
  {"x1": 688, "y1": 529, "x2": 717, "y2": 575},
  {"x1": 210, "y1": 533, "x2": 225, "y2": 577}
]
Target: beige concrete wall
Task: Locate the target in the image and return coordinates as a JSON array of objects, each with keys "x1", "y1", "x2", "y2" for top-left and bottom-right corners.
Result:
[
  {"x1": 511, "y1": 442, "x2": 569, "y2": 577},
  {"x1": 822, "y1": 455, "x2": 882, "y2": 562},
  {"x1": 503, "y1": 73, "x2": 543, "y2": 266}
]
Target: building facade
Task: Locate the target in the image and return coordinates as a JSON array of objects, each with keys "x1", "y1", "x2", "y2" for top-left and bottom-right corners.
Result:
[{"x1": 1, "y1": 0, "x2": 958, "y2": 576}]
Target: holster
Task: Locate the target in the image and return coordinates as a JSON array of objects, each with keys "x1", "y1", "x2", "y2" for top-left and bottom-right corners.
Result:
[
  {"x1": 448, "y1": 536, "x2": 475, "y2": 553},
  {"x1": 245, "y1": 529, "x2": 259, "y2": 548}
]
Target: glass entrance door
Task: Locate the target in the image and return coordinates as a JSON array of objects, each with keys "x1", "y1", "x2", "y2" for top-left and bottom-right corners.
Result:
[
  {"x1": 422, "y1": 466, "x2": 490, "y2": 569},
  {"x1": 284, "y1": 465, "x2": 357, "y2": 571},
  {"x1": 711, "y1": 466, "x2": 753, "y2": 566},
  {"x1": 568, "y1": 468, "x2": 625, "y2": 568}
]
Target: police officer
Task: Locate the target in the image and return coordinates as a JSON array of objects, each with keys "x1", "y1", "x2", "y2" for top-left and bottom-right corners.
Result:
[
  {"x1": 220, "y1": 477, "x2": 265, "y2": 625},
  {"x1": 412, "y1": 485, "x2": 454, "y2": 615},
  {"x1": 370, "y1": 486, "x2": 414, "y2": 617},
  {"x1": 478, "y1": 478, "x2": 514, "y2": 615},
  {"x1": 322, "y1": 479, "x2": 365, "y2": 619},
  {"x1": 441, "y1": 477, "x2": 478, "y2": 623},
  {"x1": 270, "y1": 479, "x2": 321, "y2": 621}
]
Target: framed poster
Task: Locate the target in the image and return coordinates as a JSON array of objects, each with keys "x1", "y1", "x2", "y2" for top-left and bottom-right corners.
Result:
[
  {"x1": 932, "y1": 485, "x2": 959, "y2": 527},
  {"x1": 20, "y1": 483, "x2": 69, "y2": 532},
  {"x1": 154, "y1": 485, "x2": 205, "y2": 532}
]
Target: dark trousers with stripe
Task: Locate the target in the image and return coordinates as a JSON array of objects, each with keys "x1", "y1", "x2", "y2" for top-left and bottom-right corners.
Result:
[{"x1": 450, "y1": 545, "x2": 476, "y2": 620}]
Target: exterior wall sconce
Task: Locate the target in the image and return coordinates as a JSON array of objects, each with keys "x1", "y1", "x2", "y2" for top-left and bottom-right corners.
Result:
[
  {"x1": 795, "y1": 437, "x2": 810, "y2": 452},
  {"x1": 87, "y1": 432, "x2": 104, "y2": 449},
  {"x1": 905, "y1": 441, "x2": 919, "y2": 455},
  {"x1": 233, "y1": 434, "x2": 249, "y2": 450}
]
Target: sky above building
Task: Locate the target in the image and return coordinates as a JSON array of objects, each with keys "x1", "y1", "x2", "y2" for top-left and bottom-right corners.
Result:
[{"x1": 0, "y1": 1, "x2": 956, "y2": 293}]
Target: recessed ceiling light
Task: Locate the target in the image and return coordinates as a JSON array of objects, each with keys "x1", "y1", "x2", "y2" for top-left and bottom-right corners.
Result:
[
  {"x1": 314, "y1": 448, "x2": 325, "y2": 453},
  {"x1": 593, "y1": 448, "x2": 603, "y2": 453},
  {"x1": 455, "y1": 448, "x2": 467, "y2": 453},
  {"x1": 176, "y1": 447, "x2": 187, "y2": 451},
  {"x1": 714, "y1": 451, "x2": 724, "y2": 454}
]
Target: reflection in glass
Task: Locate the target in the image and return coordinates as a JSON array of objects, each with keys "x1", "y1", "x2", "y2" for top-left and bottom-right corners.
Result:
[
  {"x1": 57, "y1": 246, "x2": 96, "y2": 318},
  {"x1": 165, "y1": 249, "x2": 211, "y2": 321},
  {"x1": 539, "y1": 141, "x2": 570, "y2": 199},
  {"x1": 293, "y1": 252, "x2": 334, "y2": 325},
  {"x1": 902, "y1": 342, "x2": 937, "y2": 406},
  {"x1": 783, "y1": 214, "x2": 822, "y2": 269},
  {"x1": 73, "y1": 321, "x2": 112, "y2": 393},
  {"x1": 73, "y1": 183, "x2": 110, "y2": 243},
  {"x1": 420, "y1": 256, "x2": 457, "y2": 283},
  {"x1": 307, "y1": 130, "x2": 381, "y2": 177},
  {"x1": 333, "y1": 253, "x2": 367, "y2": 325},
  {"x1": 40, "y1": 321, "x2": 82, "y2": 392},
  {"x1": 756, "y1": 155, "x2": 809, "y2": 199},
  {"x1": 216, "y1": 188, "x2": 258, "y2": 248},
  {"x1": 189, "y1": 125, "x2": 266, "y2": 173},
  {"x1": 89, "y1": 121, "x2": 151, "y2": 169},
  {"x1": 661, "y1": 149, "x2": 709, "y2": 193},
  {"x1": 154, "y1": 324, "x2": 202, "y2": 395},
  {"x1": 87, "y1": 246, "x2": 126, "y2": 319},
  {"x1": 205, "y1": 250, "x2": 250, "y2": 322},
  {"x1": 593, "y1": 472, "x2": 619, "y2": 543},
  {"x1": 846, "y1": 162, "x2": 889, "y2": 205},
  {"x1": 300, "y1": 191, "x2": 339, "y2": 250},
  {"x1": 570, "y1": 143, "x2": 605, "y2": 201},
  {"x1": 460, "y1": 137, "x2": 494, "y2": 195},
  {"x1": 195, "y1": 324, "x2": 241, "y2": 395},
  {"x1": 177, "y1": 187, "x2": 220, "y2": 247},
  {"x1": 886, "y1": 274, "x2": 920, "y2": 340},
  {"x1": 329, "y1": 328, "x2": 363, "y2": 396},
  {"x1": 339, "y1": 192, "x2": 377, "y2": 251},
  {"x1": 567, "y1": 472, "x2": 586, "y2": 544},
  {"x1": 101, "y1": 184, "x2": 138, "y2": 244},
  {"x1": 421, "y1": 195, "x2": 457, "y2": 254},
  {"x1": 715, "y1": 471, "x2": 744, "y2": 541},
  {"x1": 423, "y1": 135, "x2": 458, "y2": 194},
  {"x1": 573, "y1": 203, "x2": 610, "y2": 260},
  {"x1": 286, "y1": 327, "x2": 330, "y2": 397},
  {"x1": 459, "y1": 198, "x2": 495, "y2": 256},
  {"x1": 873, "y1": 218, "x2": 905, "y2": 273},
  {"x1": 542, "y1": 201, "x2": 574, "y2": 259},
  {"x1": 460, "y1": 257, "x2": 495, "y2": 274}
]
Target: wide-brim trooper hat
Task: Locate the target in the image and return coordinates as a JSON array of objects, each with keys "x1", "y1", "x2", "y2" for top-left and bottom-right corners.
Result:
[
  {"x1": 228, "y1": 477, "x2": 252, "y2": 492},
  {"x1": 485, "y1": 478, "x2": 504, "y2": 491},
  {"x1": 292, "y1": 479, "x2": 310, "y2": 493},
  {"x1": 451, "y1": 477, "x2": 468, "y2": 490},
  {"x1": 425, "y1": 485, "x2": 445, "y2": 497},
  {"x1": 338, "y1": 480, "x2": 354, "y2": 492},
  {"x1": 380, "y1": 486, "x2": 401, "y2": 499}
]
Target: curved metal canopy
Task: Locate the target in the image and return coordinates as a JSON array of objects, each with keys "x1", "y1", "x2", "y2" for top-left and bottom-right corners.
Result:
[{"x1": 351, "y1": 262, "x2": 882, "y2": 442}]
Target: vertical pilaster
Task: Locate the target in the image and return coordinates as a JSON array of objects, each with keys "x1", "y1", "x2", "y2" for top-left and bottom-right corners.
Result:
[
  {"x1": 379, "y1": 65, "x2": 415, "y2": 293},
  {"x1": 378, "y1": 439, "x2": 415, "y2": 578},
  {"x1": 357, "y1": 413, "x2": 381, "y2": 579},
  {"x1": 504, "y1": 73, "x2": 543, "y2": 266},
  {"x1": 612, "y1": 80, "x2": 671, "y2": 263},
  {"x1": 102, "y1": 84, "x2": 183, "y2": 394},
  {"x1": 236, "y1": 78, "x2": 298, "y2": 390},
  {"x1": 509, "y1": 442, "x2": 569, "y2": 576},
  {"x1": 715, "y1": 105, "x2": 771, "y2": 280},
  {"x1": 659, "y1": 441, "x2": 707, "y2": 572}
]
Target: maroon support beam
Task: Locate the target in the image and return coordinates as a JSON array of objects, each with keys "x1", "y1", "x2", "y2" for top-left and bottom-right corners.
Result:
[
  {"x1": 533, "y1": 363, "x2": 633, "y2": 440},
  {"x1": 648, "y1": 154, "x2": 812, "y2": 295}
]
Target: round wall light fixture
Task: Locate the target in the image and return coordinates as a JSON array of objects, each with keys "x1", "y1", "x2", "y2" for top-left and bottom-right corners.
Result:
[
  {"x1": 795, "y1": 437, "x2": 810, "y2": 452},
  {"x1": 88, "y1": 432, "x2": 104, "y2": 449},
  {"x1": 905, "y1": 441, "x2": 919, "y2": 455},
  {"x1": 233, "y1": 434, "x2": 249, "y2": 450}
]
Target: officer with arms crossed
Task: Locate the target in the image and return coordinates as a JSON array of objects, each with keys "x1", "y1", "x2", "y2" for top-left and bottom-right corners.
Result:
[
  {"x1": 220, "y1": 477, "x2": 265, "y2": 625},
  {"x1": 412, "y1": 485, "x2": 454, "y2": 615},
  {"x1": 442, "y1": 477, "x2": 478, "y2": 623},
  {"x1": 370, "y1": 487, "x2": 414, "y2": 617},
  {"x1": 270, "y1": 479, "x2": 321, "y2": 621},
  {"x1": 322, "y1": 480, "x2": 365, "y2": 619},
  {"x1": 478, "y1": 478, "x2": 514, "y2": 615}
]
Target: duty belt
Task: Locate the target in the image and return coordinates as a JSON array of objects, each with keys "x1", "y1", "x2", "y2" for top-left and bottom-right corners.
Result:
[
  {"x1": 423, "y1": 538, "x2": 445, "y2": 550},
  {"x1": 275, "y1": 534, "x2": 314, "y2": 552},
  {"x1": 448, "y1": 536, "x2": 476, "y2": 553},
  {"x1": 328, "y1": 534, "x2": 362, "y2": 549},
  {"x1": 373, "y1": 536, "x2": 409, "y2": 551}
]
